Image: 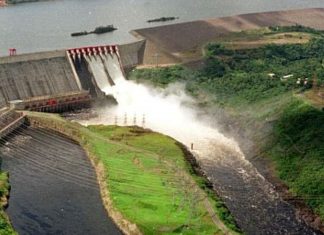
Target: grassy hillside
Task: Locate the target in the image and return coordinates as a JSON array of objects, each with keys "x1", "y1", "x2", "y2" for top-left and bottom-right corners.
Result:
[
  {"x1": 129, "y1": 26, "x2": 324, "y2": 220},
  {"x1": 87, "y1": 125, "x2": 240, "y2": 234},
  {"x1": 26, "y1": 112, "x2": 240, "y2": 235},
  {"x1": 268, "y1": 100, "x2": 324, "y2": 219}
]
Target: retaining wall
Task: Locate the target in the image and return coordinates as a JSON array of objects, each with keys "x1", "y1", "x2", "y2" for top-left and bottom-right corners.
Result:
[
  {"x1": 118, "y1": 40, "x2": 146, "y2": 69},
  {"x1": 0, "y1": 110, "x2": 26, "y2": 139}
]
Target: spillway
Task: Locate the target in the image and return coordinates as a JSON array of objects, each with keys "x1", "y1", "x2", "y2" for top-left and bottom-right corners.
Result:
[
  {"x1": 68, "y1": 45, "x2": 126, "y2": 98},
  {"x1": 104, "y1": 53, "x2": 125, "y2": 85},
  {"x1": 84, "y1": 55, "x2": 112, "y2": 92}
]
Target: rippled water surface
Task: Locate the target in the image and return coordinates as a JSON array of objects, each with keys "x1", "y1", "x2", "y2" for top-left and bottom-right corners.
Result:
[{"x1": 1, "y1": 0, "x2": 324, "y2": 54}]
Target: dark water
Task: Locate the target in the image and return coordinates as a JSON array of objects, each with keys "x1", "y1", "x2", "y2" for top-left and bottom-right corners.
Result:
[
  {"x1": 0, "y1": 127, "x2": 121, "y2": 235},
  {"x1": 1, "y1": 0, "x2": 324, "y2": 54},
  {"x1": 197, "y1": 143, "x2": 321, "y2": 235}
]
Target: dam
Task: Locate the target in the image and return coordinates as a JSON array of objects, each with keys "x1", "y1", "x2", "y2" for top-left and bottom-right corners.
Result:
[
  {"x1": 0, "y1": 40, "x2": 145, "y2": 234},
  {"x1": 0, "y1": 39, "x2": 321, "y2": 234},
  {"x1": 0, "y1": 40, "x2": 145, "y2": 114},
  {"x1": 0, "y1": 8, "x2": 323, "y2": 233}
]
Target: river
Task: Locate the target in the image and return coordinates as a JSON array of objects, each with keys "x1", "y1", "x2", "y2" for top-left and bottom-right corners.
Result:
[{"x1": 1, "y1": 0, "x2": 324, "y2": 55}]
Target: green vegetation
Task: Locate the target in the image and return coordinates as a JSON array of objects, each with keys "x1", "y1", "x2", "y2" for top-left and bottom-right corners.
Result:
[
  {"x1": 87, "y1": 125, "x2": 239, "y2": 234},
  {"x1": 130, "y1": 26, "x2": 324, "y2": 220},
  {"x1": 269, "y1": 100, "x2": 324, "y2": 219},
  {"x1": 0, "y1": 172, "x2": 16, "y2": 235},
  {"x1": 26, "y1": 112, "x2": 240, "y2": 235},
  {"x1": 131, "y1": 66, "x2": 193, "y2": 87},
  {"x1": 131, "y1": 27, "x2": 324, "y2": 107},
  {"x1": 269, "y1": 25, "x2": 324, "y2": 35}
]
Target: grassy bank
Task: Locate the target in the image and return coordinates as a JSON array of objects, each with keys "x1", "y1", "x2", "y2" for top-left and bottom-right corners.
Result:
[
  {"x1": 268, "y1": 100, "x2": 324, "y2": 219},
  {"x1": 0, "y1": 172, "x2": 16, "y2": 235},
  {"x1": 129, "y1": 26, "x2": 324, "y2": 221},
  {"x1": 27, "y1": 112, "x2": 240, "y2": 235}
]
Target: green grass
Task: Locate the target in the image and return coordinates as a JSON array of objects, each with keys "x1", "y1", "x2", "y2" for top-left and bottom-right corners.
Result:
[
  {"x1": 0, "y1": 172, "x2": 16, "y2": 235},
  {"x1": 268, "y1": 100, "x2": 324, "y2": 219},
  {"x1": 26, "y1": 113, "x2": 240, "y2": 234},
  {"x1": 86, "y1": 125, "x2": 229, "y2": 234},
  {"x1": 88, "y1": 125, "x2": 240, "y2": 233}
]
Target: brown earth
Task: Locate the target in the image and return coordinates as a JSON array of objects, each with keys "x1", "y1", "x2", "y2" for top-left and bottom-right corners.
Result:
[{"x1": 132, "y1": 8, "x2": 324, "y2": 64}]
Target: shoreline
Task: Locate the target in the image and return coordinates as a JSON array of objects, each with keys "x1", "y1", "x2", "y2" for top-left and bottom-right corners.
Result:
[
  {"x1": 132, "y1": 8, "x2": 324, "y2": 65},
  {"x1": 210, "y1": 104, "x2": 324, "y2": 233}
]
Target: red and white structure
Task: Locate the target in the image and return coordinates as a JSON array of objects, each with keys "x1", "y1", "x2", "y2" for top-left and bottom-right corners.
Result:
[
  {"x1": 9, "y1": 48, "x2": 17, "y2": 56},
  {"x1": 67, "y1": 45, "x2": 119, "y2": 61}
]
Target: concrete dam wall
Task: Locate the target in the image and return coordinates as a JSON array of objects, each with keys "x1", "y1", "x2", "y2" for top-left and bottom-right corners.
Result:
[
  {"x1": 0, "y1": 41, "x2": 145, "y2": 109},
  {"x1": 0, "y1": 51, "x2": 81, "y2": 108},
  {"x1": 118, "y1": 40, "x2": 145, "y2": 70}
]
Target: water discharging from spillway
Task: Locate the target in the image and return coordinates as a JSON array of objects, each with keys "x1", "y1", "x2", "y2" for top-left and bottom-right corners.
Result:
[{"x1": 81, "y1": 54, "x2": 319, "y2": 235}]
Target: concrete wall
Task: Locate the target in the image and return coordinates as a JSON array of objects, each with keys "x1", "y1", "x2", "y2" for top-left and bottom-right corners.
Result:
[
  {"x1": 0, "y1": 50, "x2": 81, "y2": 108},
  {"x1": 0, "y1": 109, "x2": 25, "y2": 139},
  {"x1": 118, "y1": 40, "x2": 146, "y2": 69},
  {"x1": 0, "y1": 41, "x2": 145, "y2": 109}
]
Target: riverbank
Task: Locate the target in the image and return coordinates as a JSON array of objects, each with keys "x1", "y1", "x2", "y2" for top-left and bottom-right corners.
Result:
[
  {"x1": 0, "y1": 172, "x2": 16, "y2": 235},
  {"x1": 129, "y1": 26, "x2": 324, "y2": 233},
  {"x1": 25, "y1": 111, "x2": 240, "y2": 234}
]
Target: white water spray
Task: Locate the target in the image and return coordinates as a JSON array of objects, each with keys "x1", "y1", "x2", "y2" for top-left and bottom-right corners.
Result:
[
  {"x1": 82, "y1": 55, "x2": 242, "y2": 158},
  {"x1": 79, "y1": 54, "x2": 315, "y2": 234},
  {"x1": 104, "y1": 54, "x2": 125, "y2": 85},
  {"x1": 85, "y1": 55, "x2": 112, "y2": 92}
]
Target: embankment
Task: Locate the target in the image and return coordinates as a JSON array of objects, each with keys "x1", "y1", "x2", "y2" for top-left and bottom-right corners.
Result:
[{"x1": 132, "y1": 8, "x2": 324, "y2": 64}]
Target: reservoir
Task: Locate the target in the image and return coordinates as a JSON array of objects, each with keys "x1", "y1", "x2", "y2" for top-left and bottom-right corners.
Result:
[{"x1": 1, "y1": 0, "x2": 324, "y2": 54}]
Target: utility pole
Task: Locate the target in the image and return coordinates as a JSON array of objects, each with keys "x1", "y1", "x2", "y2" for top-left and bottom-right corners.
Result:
[
  {"x1": 153, "y1": 53, "x2": 160, "y2": 68},
  {"x1": 142, "y1": 114, "x2": 146, "y2": 128},
  {"x1": 114, "y1": 116, "x2": 118, "y2": 125},
  {"x1": 124, "y1": 113, "x2": 127, "y2": 126}
]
